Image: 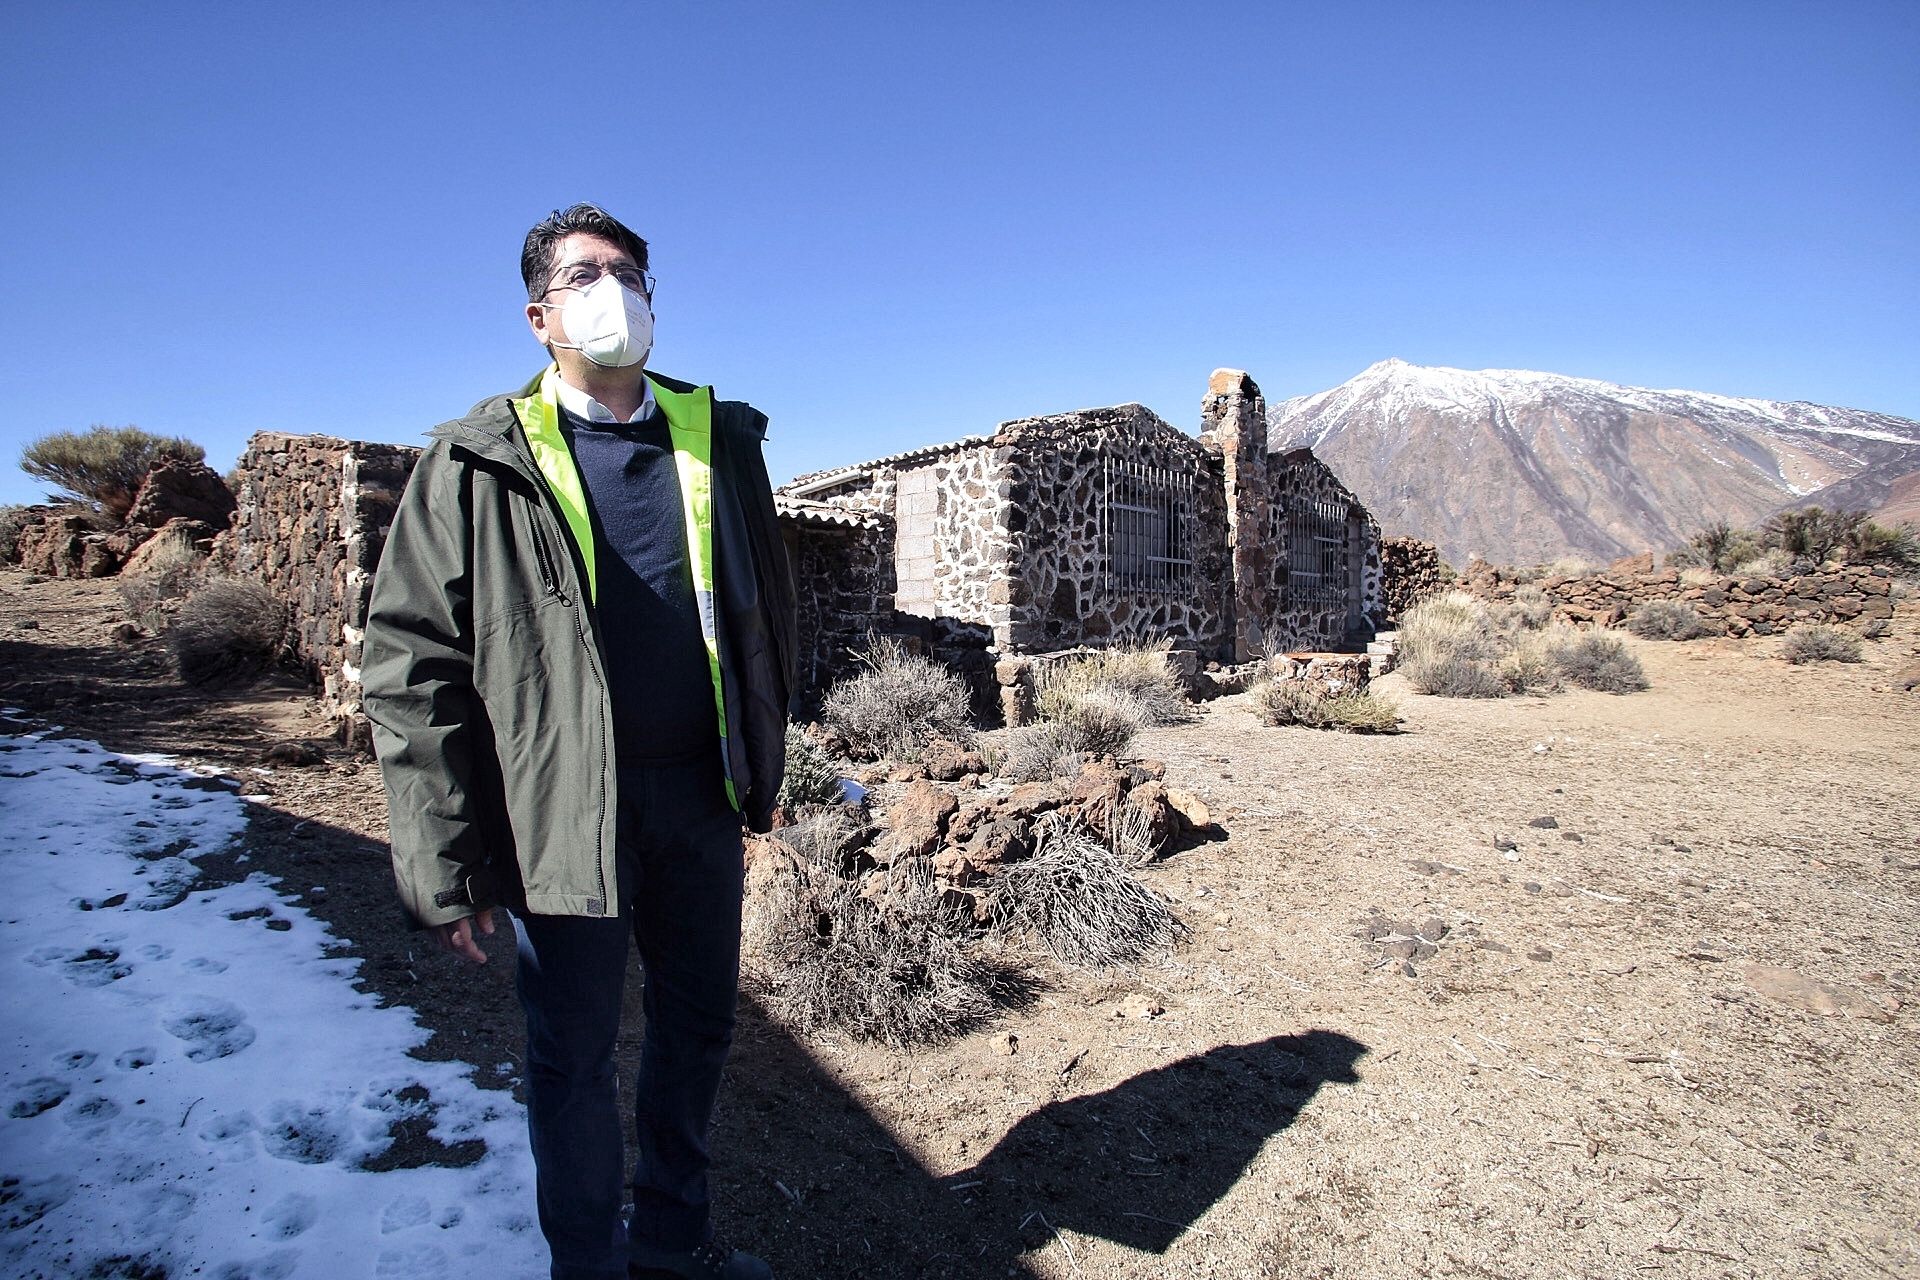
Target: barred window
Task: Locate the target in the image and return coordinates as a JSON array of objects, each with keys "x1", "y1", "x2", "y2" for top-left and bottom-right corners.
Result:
[
  {"x1": 1102, "y1": 457, "x2": 1195, "y2": 593},
  {"x1": 1276, "y1": 495, "x2": 1351, "y2": 607}
]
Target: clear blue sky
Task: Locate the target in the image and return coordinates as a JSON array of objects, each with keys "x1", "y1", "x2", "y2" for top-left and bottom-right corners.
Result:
[{"x1": 3, "y1": 1, "x2": 1915, "y2": 508}]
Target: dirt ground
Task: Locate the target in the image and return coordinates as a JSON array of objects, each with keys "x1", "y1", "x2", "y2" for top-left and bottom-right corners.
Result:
[{"x1": 3, "y1": 568, "x2": 1917, "y2": 1280}]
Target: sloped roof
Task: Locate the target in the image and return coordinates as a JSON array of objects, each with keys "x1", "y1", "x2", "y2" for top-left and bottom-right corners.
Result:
[{"x1": 772, "y1": 493, "x2": 884, "y2": 529}]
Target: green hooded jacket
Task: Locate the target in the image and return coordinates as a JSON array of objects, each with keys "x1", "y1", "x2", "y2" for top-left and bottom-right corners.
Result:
[{"x1": 362, "y1": 368, "x2": 796, "y2": 928}]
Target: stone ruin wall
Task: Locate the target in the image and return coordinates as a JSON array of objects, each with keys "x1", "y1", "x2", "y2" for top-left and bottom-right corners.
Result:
[
  {"x1": 215, "y1": 431, "x2": 420, "y2": 743},
  {"x1": 997, "y1": 407, "x2": 1232, "y2": 657},
  {"x1": 890, "y1": 445, "x2": 1015, "y2": 635},
  {"x1": 1380, "y1": 536, "x2": 1446, "y2": 624},
  {"x1": 1260, "y1": 450, "x2": 1383, "y2": 652},
  {"x1": 1463, "y1": 561, "x2": 1898, "y2": 637},
  {"x1": 784, "y1": 517, "x2": 896, "y2": 699}
]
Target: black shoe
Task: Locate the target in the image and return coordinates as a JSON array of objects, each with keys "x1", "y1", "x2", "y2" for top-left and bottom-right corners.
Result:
[{"x1": 629, "y1": 1238, "x2": 771, "y2": 1280}]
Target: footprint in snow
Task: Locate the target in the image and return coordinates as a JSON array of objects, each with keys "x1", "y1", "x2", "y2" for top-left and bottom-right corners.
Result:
[
  {"x1": 58, "y1": 1049, "x2": 100, "y2": 1071},
  {"x1": 380, "y1": 1193, "x2": 432, "y2": 1233},
  {"x1": 6, "y1": 1076, "x2": 71, "y2": 1118},
  {"x1": 259, "y1": 1100, "x2": 346, "y2": 1164},
  {"x1": 197, "y1": 1110, "x2": 259, "y2": 1162},
  {"x1": 26, "y1": 943, "x2": 132, "y2": 986},
  {"x1": 61, "y1": 1093, "x2": 122, "y2": 1128},
  {"x1": 260, "y1": 1191, "x2": 318, "y2": 1239},
  {"x1": 0, "y1": 1172, "x2": 76, "y2": 1230},
  {"x1": 185, "y1": 956, "x2": 229, "y2": 975},
  {"x1": 375, "y1": 1243, "x2": 449, "y2": 1277},
  {"x1": 116, "y1": 1047, "x2": 157, "y2": 1070},
  {"x1": 161, "y1": 996, "x2": 255, "y2": 1061},
  {"x1": 213, "y1": 1248, "x2": 299, "y2": 1280}
]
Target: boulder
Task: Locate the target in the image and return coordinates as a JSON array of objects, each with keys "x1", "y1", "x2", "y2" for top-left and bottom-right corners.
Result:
[
  {"x1": 121, "y1": 518, "x2": 219, "y2": 576},
  {"x1": 1164, "y1": 787, "x2": 1213, "y2": 832},
  {"x1": 15, "y1": 515, "x2": 122, "y2": 579},
  {"x1": 126, "y1": 457, "x2": 236, "y2": 529},
  {"x1": 921, "y1": 736, "x2": 987, "y2": 782},
  {"x1": 874, "y1": 779, "x2": 958, "y2": 863}
]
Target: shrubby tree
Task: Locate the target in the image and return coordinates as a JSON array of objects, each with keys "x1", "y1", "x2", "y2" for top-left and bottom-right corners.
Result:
[{"x1": 20, "y1": 424, "x2": 204, "y2": 523}]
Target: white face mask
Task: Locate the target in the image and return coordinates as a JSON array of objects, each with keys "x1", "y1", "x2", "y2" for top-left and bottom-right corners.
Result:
[{"x1": 544, "y1": 274, "x2": 653, "y2": 368}]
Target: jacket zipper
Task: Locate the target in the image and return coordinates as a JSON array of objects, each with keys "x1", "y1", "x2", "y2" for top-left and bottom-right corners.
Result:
[{"x1": 528, "y1": 508, "x2": 568, "y2": 605}]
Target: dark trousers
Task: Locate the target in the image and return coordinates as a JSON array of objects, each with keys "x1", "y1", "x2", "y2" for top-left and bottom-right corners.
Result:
[{"x1": 510, "y1": 756, "x2": 745, "y2": 1280}]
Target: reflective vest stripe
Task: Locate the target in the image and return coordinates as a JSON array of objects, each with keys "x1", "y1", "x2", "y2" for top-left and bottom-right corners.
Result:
[{"x1": 509, "y1": 365, "x2": 738, "y2": 811}]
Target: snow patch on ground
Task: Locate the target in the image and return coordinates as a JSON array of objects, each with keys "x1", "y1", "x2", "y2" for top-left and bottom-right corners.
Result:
[{"x1": 0, "y1": 723, "x2": 545, "y2": 1278}]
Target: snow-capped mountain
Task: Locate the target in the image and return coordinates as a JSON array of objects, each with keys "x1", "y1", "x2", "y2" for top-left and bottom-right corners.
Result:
[{"x1": 1269, "y1": 359, "x2": 1920, "y2": 568}]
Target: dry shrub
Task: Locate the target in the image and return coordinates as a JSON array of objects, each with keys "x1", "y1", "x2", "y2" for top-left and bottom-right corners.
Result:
[
  {"x1": 1547, "y1": 630, "x2": 1648, "y2": 693},
  {"x1": 165, "y1": 578, "x2": 286, "y2": 686},
  {"x1": 1497, "y1": 633, "x2": 1563, "y2": 694},
  {"x1": 743, "y1": 853, "x2": 1012, "y2": 1045},
  {"x1": 777, "y1": 724, "x2": 845, "y2": 808},
  {"x1": 1255, "y1": 681, "x2": 1402, "y2": 733},
  {"x1": 1496, "y1": 584, "x2": 1554, "y2": 631},
  {"x1": 822, "y1": 635, "x2": 972, "y2": 762},
  {"x1": 1780, "y1": 623, "x2": 1863, "y2": 665},
  {"x1": 1626, "y1": 599, "x2": 1712, "y2": 641},
  {"x1": 990, "y1": 813, "x2": 1188, "y2": 968},
  {"x1": 1402, "y1": 652, "x2": 1510, "y2": 698},
  {"x1": 1108, "y1": 794, "x2": 1165, "y2": 866},
  {"x1": 117, "y1": 544, "x2": 206, "y2": 631},
  {"x1": 1677, "y1": 565, "x2": 1718, "y2": 587},
  {"x1": 1399, "y1": 592, "x2": 1503, "y2": 664},
  {"x1": 996, "y1": 695, "x2": 1141, "y2": 781},
  {"x1": 1035, "y1": 642, "x2": 1193, "y2": 727},
  {"x1": 1730, "y1": 547, "x2": 1794, "y2": 579}
]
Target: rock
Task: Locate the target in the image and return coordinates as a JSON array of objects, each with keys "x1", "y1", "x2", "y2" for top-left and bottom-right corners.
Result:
[
  {"x1": 1418, "y1": 917, "x2": 1449, "y2": 942},
  {"x1": 1744, "y1": 963, "x2": 1893, "y2": 1022},
  {"x1": 1527, "y1": 947, "x2": 1554, "y2": 962},
  {"x1": 120, "y1": 518, "x2": 219, "y2": 576},
  {"x1": 1528, "y1": 816, "x2": 1559, "y2": 829},
  {"x1": 1129, "y1": 759, "x2": 1167, "y2": 784},
  {"x1": 125, "y1": 456, "x2": 237, "y2": 529},
  {"x1": 262, "y1": 740, "x2": 326, "y2": 767},
  {"x1": 1164, "y1": 786, "x2": 1212, "y2": 831},
  {"x1": 1493, "y1": 834, "x2": 1518, "y2": 851},
  {"x1": 1002, "y1": 780, "x2": 1068, "y2": 821},
  {"x1": 15, "y1": 515, "x2": 124, "y2": 579},
  {"x1": 887, "y1": 761, "x2": 930, "y2": 783},
  {"x1": 1122, "y1": 780, "x2": 1177, "y2": 848},
  {"x1": 1116, "y1": 999, "x2": 1164, "y2": 1020},
  {"x1": 875, "y1": 779, "x2": 958, "y2": 863},
  {"x1": 1895, "y1": 662, "x2": 1920, "y2": 693},
  {"x1": 957, "y1": 818, "x2": 1032, "y2": 869},
  {"x1": 991, "y1": 1031, "x2": 1018, "y2": 1056},
  {"x1": 1610, "y1": 552, "x2": 1655, "y2": 575},
  {"x1": 921, "y1": 737, "x2": 986, "y2": 782}
]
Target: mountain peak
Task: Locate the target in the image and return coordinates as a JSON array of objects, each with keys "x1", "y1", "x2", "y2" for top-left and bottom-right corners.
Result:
[{"x1": 1268, "y1": 364, "x2": 1920, "y2": 567}]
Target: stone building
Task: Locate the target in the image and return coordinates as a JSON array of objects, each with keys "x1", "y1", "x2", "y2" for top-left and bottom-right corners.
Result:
[
  {"x1": 213, "y1": 369, "x2": 1382, "y2": 742},
  {"x1": 779, "y1": 369, "x2": 1382, "y2": 695}
]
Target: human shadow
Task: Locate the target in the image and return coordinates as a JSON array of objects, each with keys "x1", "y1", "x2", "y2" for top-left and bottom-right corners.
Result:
[{"x1": 716, "y1": 1017, "x2": 1367, "y2": 1277}]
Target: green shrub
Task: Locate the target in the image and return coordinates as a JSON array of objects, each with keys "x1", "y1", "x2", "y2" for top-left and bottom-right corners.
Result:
[
  {"x1": 1548, "y1": 631, "x2": 1648, "y2": 693},
  {"x1": 1670, "y1": 521, "x2": 1763, "y2": 575},
  {"x1": 822, "y1": 635, "x2": 973, "y2": 762},
  {"x1": 20, "y1": 425, "x2": 204, "y2": 523},
  {"x1": 777, "y1": 724, "x2": 845, "y2": 808},
  {"x1": 1780, "y1": 623, "x2": 1863, "y2": 664},
  {"x1": 1846, "y1": 520, "x2": 1920, "y2": 573},
  {"x1": 165, "y1": 578, "x2": 286, "y2": 685},
  {"x1": 1763, "y1": 506, "x2": 1865, "y2": 566},
  {"x1": 1626, "y1": 599, "x2": 1713, "y2": 640},
  {"x1": 0, "y1": 504, "x2": 36, "y2": 563}
]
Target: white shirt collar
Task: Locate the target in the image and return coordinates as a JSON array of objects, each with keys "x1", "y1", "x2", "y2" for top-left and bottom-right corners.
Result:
[{"x1": 548, "y1": 367, "x2": 657, "y2": 424}]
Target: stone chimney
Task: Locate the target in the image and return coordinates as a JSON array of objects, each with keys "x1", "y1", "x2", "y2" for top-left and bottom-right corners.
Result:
[{"x1": 1198, "y1": 369, "x2": 1271, "y2": 662}]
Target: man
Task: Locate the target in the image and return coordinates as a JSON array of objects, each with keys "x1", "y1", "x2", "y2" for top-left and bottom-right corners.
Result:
[{"x1": 362, "y1": 203, "x2": 794, "y2": 1280}]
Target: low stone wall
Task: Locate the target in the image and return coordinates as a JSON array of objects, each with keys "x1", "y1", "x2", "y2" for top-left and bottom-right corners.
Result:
[
  {"x1": 1380, "y1": 536, "x2": 1445, "y2": 624},
  {"x1": 214, "y1": 431, "x2": 420, "y2": 743},
  {"x1": 1464, "y1": 562, "x2": 1897, "y2": 638}
]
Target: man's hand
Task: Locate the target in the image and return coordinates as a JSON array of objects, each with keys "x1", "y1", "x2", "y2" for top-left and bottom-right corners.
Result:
[{"x1": 428, "y1": 909, "x2": 498, "y2": 965}]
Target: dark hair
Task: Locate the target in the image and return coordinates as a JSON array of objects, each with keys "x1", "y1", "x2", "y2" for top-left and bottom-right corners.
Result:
[{"x1": 520, "y1": 203, "x2": 650, "y2": 301}]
